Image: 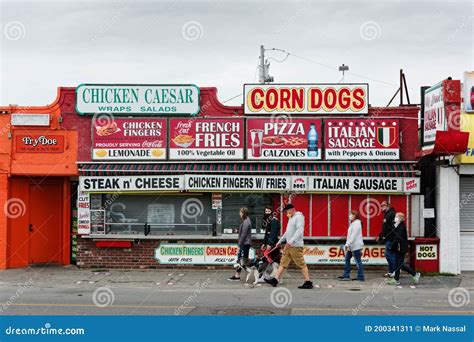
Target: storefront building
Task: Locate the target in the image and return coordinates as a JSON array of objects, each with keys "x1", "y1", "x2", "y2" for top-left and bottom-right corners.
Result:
[
  {"x1": 1, "y1": 83, "x2": 422, "y2": 269},
  {"x1": 419, "y1": 77, "x2": 470, "y2": 274},
  {"x1": 0, "y1": 95, "x2": 78, "y2": 269}
]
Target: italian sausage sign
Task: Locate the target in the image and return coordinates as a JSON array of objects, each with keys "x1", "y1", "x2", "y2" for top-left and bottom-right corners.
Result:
[
  {"x1": 325, "y1": 119, "x2": 400, "y2": 160},
  {"x1": 169, "y1": 118, "x2": 244, "y2": 160},
  {"x1": 244, "y1": 84, "x2": 368, "y2": 114}
]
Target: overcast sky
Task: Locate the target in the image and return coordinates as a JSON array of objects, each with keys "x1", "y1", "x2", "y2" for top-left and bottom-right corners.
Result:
[{"x1": 0, "y1": 0, "x2": 472, "y2": 107}]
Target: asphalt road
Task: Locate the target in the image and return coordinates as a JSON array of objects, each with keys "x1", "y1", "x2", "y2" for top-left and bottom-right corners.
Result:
[{"x1": 0, "y1": 267, "x2": 472, "y2": 316}]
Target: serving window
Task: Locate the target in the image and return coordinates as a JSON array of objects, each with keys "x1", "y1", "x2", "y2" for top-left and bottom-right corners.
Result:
[{"x1": 91, "y1": 193, "x2": 214, "y2": 235}]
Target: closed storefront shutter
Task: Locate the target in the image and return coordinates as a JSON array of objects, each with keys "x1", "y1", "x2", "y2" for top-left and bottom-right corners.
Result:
[{"x1": 460, "y1": 176, "x2": 474, "y2": 271}]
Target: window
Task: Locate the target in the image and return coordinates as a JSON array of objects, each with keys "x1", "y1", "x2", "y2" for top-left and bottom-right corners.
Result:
[
  {"x1": 221, "y1": 193, "x2": 273, "y2": 233},
  {"x1": 99, "y1": 193, "x2": 214, "y2": 235}
]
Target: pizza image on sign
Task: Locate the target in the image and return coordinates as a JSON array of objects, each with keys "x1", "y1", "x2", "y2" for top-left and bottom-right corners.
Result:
[
  {"x1": 247, "y1": 118, "x2": 322, "y2": 160},
  {"x1": 324, "y1": 119, "x2": 400, "y2": 160}
]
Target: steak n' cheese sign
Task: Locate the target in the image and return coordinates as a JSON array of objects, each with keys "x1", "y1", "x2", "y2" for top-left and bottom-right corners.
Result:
[{"x1": 244, "y1": 84, "x2": 368, "y2": 114}]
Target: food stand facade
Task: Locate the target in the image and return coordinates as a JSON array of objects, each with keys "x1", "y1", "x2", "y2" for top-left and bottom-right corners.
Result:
[
  {"x1": 74, "y1": 84, "x2": 421, "y2": 268},
  {"x1": 0, "y1": 84, "x2": 421, "y2": 269}
]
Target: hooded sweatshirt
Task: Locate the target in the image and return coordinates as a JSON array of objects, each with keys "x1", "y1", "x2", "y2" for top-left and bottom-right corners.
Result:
[{"x1": 277, "y1": 211, "x2": 304, "y2": 247}]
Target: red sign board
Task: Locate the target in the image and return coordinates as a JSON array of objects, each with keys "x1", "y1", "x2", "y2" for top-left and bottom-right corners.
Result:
[
  {"x1": 169, "y1": 118, "x2": 244, "y2": 160},
  {"x1": 93, "y1": 118, "x2": 167, "y2": 160},
  {"x1": 324, "y1": 119, "x2": 400, "y2": 160},
  {"x1": 16, "y1": 135, "x2": 64, "y2": 153},
  {"x1": 247, "y1": 119, "x2": 322, "y2": 160}
]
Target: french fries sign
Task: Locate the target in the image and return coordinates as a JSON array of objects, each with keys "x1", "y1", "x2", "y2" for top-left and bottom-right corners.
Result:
[{"x1": 244, "y1": 84, "x2": 369, "y2": 114}]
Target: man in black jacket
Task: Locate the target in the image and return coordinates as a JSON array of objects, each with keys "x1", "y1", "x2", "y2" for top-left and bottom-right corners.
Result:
[
  {"x1": 377, "y1": 201, "x2": 396, "y2": 277},
  {"x1": 259, "y1": 206, "x2": 281, "y2": 279}
]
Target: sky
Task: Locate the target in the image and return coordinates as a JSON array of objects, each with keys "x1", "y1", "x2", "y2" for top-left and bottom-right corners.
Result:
[{"x1": 0, "y1": 0, "x2": 473, "y2": 108}]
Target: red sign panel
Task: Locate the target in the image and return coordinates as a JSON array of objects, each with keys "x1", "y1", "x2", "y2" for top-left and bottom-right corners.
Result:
[
  {"x1": 247, "y1": 119, "x2": 322, "y2": 160},
  {"x1": 93, "y1": 118, "x2": 167, "y2": 160},
  {"x1": 16, "y1": 135, "x2": 64, "y2": 153},
  {"x1": 324, "y1": 119, "x2": 400, "y2": 160},
  {"x1": 169, "y1": 118, "x2": 244, "y2": 160}
]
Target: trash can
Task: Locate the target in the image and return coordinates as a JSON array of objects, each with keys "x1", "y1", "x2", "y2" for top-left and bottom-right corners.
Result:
[{"x1": 410, "y1": 237, "x2": 440, "y2": 273}]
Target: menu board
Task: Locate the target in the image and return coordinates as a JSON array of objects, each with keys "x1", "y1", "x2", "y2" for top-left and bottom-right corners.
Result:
[
  {"x1": 247, "y1": 118, "x2": 322, "y2": 160},
  {"x1": 77, "y1": 191, "x2": 90, "y2": 235},
  {"x1": 324, "y1": 119, "x2": 400, "y2": 160},
  {"x1": 93, "y1": 118, "x2": 167, "y2": 160},
  {"x1": 169, "y1": 118, "x2": 244, "y2": 160}
]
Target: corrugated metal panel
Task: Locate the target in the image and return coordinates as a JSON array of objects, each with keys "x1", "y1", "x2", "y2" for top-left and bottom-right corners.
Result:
[
  {"x1": 460, "y1": 177, "x2": 474, "y2": 232},
  {"x1": 460, "y1": 233, "x2": 474, "y2": 271},
  {"x1": 460, "y1": 176, "x2": 474, "y2": 271}
]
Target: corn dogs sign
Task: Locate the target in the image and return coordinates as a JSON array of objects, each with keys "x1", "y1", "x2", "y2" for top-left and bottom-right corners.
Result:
[{"x1": 244, "y1": 84, "x2": 369, "y2": 114}]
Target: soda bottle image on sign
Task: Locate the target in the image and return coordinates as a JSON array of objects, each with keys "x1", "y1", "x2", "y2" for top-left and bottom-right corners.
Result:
[
  {"x1": 470, "y1": 86, "x2": 474, "y2": 111},
  {"x1": 307, "y1": 123, "x2": 318, "y2": 157}
]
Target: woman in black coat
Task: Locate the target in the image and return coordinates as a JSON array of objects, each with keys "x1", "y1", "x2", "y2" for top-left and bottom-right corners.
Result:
[{"x1": 387, "y1": 212, "x2": 421, "y2": 285}]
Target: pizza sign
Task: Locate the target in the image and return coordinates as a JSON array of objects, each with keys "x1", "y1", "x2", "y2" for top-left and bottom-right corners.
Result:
[
  {"x1": 325, "y1": 119, "x2": 400, "y2": 160},
  {"x1": 246, "y1": 119, "x2": 322, "y2": 160}
]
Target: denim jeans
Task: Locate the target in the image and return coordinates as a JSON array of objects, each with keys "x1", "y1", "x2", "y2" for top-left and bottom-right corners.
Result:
[
  {"x1": 236, "y1": 244, "x2": 251, "y2": 274},
  {"x1": 394, "y1": 252, "x2": 416, "y2": 281},
  {"x1": 385, "y1": 240, "x2": 397, "y2": 273},
  {"x1": 343, "y1": 249, "x2": 365, "y2": 280}
]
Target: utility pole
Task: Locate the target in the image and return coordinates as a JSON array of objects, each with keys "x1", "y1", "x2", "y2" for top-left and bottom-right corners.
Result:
[{"x1": 258, "y1": 45, "x2": 274, "y2": 83}]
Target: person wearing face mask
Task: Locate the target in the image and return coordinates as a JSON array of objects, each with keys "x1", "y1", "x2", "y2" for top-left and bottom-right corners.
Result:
[
  {"x1": 386, "y1": 212, "x2": 421, "y2": 285},
  {"x1": 338, "y1": 210, "x2": 365, "y2": 282},
  {"x1": 377, "y1": 201, "x2": 397, "y2": 278}
]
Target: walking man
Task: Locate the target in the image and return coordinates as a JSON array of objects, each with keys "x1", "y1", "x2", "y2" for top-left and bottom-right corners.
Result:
[
  {"x1": 265, "y1": 203, "x2": 313, "y2": 289},
  {"x1": 377, "y1": 201, "x2": 396, "y2": 277}
]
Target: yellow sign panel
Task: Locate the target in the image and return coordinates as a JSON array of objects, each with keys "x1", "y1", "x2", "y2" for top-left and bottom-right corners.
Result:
[{"x1": 456, "y1": 112, "x2": 474, "y2": 163}]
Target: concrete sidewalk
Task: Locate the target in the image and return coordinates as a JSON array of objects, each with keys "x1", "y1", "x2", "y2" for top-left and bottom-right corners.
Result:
[{"x1": 1, "y1": 265, "x2": 471, "y2": 289}]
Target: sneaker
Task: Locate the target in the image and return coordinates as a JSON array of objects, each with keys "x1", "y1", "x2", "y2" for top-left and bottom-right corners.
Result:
[
  {"x1": 352, "y1": 278, "x2": 365, "y2": 282},
  {"x1": 264, "y1": 277, "x2": 279, "y2": 287},
  {"x1": 338, "y1": 277, "x2": 350, "y2": 281},
  {"x1": 227, "y1": 275, "x2": 240, "y2": 281},
  {"x1": 386, "y1": 279, "x2": 400, "y2": 285},
  {"x1": 384, "y1": 272, "x2": 395, "y2": 278},
  {"x1": 412, "y1": 272, "x2": 421, "y2": 284},
  {"x1": 298, "y1": 281, "x2": 314, "y2": 289}
]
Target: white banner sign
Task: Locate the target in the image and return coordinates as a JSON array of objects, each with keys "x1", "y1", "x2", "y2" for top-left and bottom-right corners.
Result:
[
  {"x1": 77, "y1": 191, "x2": 91, "y2": 235},
  {"x1": 155, "y1": 244, "x2": 255, "y2": 265},
  {"x1": 304, "y1": 245, "x2": 387, "y2": 265},
  {"x1": 423, "y1": 83, "x2": 445, "y2": 145},
  {"x1": 76, "y1": 84, "x2": 200, "y2": 115},
  {"x1": 79, "y1": 176, "x2": 184, "y2": 192},
  {"x1": 308, "y1": 176, "x2": 420, "y2": 193},
  {"x1": 185, "y1": 175, "x2": 291, "y2": 191},
  {"x1": 415, "y1": 244, "x2": 437, "y2": 260}
]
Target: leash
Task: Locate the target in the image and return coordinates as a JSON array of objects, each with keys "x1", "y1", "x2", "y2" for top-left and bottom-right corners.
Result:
[{"x1": 262, "y1": 245, "x2": 280, "y2": 264}]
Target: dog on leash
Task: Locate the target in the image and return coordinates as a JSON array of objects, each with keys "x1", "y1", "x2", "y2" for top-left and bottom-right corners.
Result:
[{"x1": 234, "y1": 247, "x2": 282, "y2": 285}]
